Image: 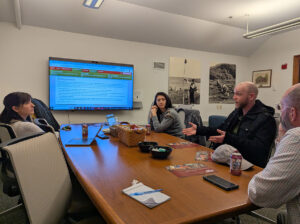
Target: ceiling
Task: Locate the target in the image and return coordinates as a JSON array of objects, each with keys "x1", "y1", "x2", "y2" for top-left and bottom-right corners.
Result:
[{"x1": 1, "y1": 0, "x2": 300, "y2": 56}]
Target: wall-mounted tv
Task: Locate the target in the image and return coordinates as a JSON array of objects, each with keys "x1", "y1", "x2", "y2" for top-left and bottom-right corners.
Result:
[{"x1": 49, "y1": 57, "x2": 134, "y2": 111}]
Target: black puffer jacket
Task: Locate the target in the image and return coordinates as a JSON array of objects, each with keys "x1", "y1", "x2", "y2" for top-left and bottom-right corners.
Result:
[{"x1": 196, "y1": 100, "x2": 277, "y2": 168}]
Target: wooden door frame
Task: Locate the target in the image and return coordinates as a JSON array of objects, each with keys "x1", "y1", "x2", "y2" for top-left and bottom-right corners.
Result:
[{"x1": 293, "y1": 55, "x2": 300, "y2": 84}]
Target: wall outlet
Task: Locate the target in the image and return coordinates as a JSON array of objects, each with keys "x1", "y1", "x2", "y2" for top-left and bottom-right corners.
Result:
[
  {"x1": 216, "y1": 105, "x2": 222, "y2": 110},
  {"x1": 133, "y1": 90, "x2": 143, "y2": 101}
]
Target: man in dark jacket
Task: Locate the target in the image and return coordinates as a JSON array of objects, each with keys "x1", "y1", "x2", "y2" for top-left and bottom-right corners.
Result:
[{"x1": 183, "y1": 82, "x2": 277, "y2": 168}]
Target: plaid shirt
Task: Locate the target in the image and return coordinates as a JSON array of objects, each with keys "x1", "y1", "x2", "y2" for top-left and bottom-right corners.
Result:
[{"x1": 248, "y1": 127, "x2": 300, "y2": 224}]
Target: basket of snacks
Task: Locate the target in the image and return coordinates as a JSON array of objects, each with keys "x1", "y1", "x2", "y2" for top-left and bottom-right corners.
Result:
[
  {"x1": 118, "y1": 124, "x2": 146, "y2": 147},
  {"x1": 109, "y1": 122, "x2": 129, "y2": 137}
]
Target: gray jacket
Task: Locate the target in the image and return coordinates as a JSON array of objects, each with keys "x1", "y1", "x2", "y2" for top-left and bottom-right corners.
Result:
[{"x1": 150, "y1": 108, "x2": 184, "y2": 138}]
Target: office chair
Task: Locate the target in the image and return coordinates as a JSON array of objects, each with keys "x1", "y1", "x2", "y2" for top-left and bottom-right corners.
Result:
[
  {"x1": 32, "y1": 98, "x2": 60, "y2": 131},
  {"x1": 0, "y1": 123, "x2": 23, "y2": 218},
  {"x1": 33, "y1": 118, "x2": 56, "y2": 134},
  {"x1": 177, "y1": 108, "x2": 206, "y2": 146},
  {"x1": 0, "y1": 132, "x2": 105, "y2": 224},
  {"x1": 206, "y1": 115, "x2": 227, "y2": 144},
  {"x1": 208, "y1": 115, "x2": 227, "y2": 129}
]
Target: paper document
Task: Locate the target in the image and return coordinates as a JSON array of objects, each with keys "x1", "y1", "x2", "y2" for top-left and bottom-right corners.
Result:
[{"x1": 122, "y1": 181, "x2": 170, "y2": 208}]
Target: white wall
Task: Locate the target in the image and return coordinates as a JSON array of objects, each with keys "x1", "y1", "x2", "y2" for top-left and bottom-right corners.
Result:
[
  {"x1": 0, "y1": 22, "x2": 250, "y2": 124},
  {"x1": 249, "y1": 28, "x2": 300, "y2": 113}
]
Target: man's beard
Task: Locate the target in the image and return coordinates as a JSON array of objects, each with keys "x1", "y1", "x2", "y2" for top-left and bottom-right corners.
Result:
[
  {"x1": 238, "y1": 99, "x2": 248, "y2": 109},
  {"x1": 280, "y1": 111, "x2": 294, "y2": 131}
]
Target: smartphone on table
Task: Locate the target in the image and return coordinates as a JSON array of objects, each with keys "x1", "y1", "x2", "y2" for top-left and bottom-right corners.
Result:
[{"x1": 203, "y1": 175, "x2": 239, "y2": 191}]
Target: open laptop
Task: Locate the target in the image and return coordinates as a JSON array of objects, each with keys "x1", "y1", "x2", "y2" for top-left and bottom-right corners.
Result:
[{"x1": 66, "y1": 124, "x2": 103, "y2": 146}]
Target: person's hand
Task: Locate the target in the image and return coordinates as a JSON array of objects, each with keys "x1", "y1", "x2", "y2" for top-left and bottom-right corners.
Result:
[
  {"x1": 208, "y1": 129, "x2": 226, "y2": 143},
  {"x1": 182, "y1": 122, "x2": 197, "y2": 136},
  {"x1": 151, "y1": 105, "x2": 158, "y2": 117}
]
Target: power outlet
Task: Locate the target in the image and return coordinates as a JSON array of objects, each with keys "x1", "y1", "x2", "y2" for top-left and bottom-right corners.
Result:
[
  {"x1": 216, "y1": 105, "x2": 222, "y2": 110},
  {"x1": 133, "y1": 90, "x2": 142, "y2": 101}
]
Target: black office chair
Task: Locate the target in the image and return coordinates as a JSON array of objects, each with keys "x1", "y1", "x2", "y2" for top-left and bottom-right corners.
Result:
[
  {"x1": 32, "y1": 98, "x2": 60, "y2": 131},
  {"x1": 177, "y1": 108, "x2": 206, "y2": 146},
  {"x1": 33, "y1": 118, "x2": 56, "y2": 134}
]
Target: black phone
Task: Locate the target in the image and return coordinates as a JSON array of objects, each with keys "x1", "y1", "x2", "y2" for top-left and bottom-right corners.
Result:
[
  {"x1": 203, "y1": 175, "x2": 239, "y2": 191},
  {"x1": 98, "y1": 133, "x2": 109, "y2": 139}
]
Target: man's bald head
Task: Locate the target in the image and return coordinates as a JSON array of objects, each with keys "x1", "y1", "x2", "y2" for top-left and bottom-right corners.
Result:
[
  {"x1": 280, "y1": 83, "x2": 300, "y2": 130},
  {"x1": 237, "y1": 82, "x2": 258, "y2": 98},
  {"x1": 233, "y1": 82, "x2": 258, "y2": 113},
  {"x1": 282, "y1": 83, "x2": 300, "y2": 109}
]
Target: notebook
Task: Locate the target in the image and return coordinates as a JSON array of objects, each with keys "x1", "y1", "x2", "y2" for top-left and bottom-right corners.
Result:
[
  {"x1": 66, "y1": 125, "x2": 102, "y2": 146},
  {"x1": 122, "y1": 181, "x2": 170, "y2": 208}
]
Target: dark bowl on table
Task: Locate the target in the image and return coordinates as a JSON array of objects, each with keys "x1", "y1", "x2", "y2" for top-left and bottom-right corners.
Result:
[
  {"x1": 138, "y1": 141, "x2": 158, "y2": 153},
  {"x1": 151, "y1": 146, "x2": 172, "y2": 159}
]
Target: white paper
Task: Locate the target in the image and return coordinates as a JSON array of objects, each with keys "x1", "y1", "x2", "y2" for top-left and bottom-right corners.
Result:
[{"x1": 122, "y1": 182, "x2": 170, "y2": 208}]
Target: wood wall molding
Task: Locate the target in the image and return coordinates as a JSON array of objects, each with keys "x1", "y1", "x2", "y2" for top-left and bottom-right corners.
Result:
[{"x1": 293, "y1": 55, "x2": 300, "y2": 84}]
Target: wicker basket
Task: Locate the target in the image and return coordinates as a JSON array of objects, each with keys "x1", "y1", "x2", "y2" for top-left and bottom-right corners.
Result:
[
  {"x1": 109, "y1": 126, "x2": 119, "y2": 137},
  {"x1": 117, "y1": 125, "x2": 146, "y2": 147},
  {"x1": 109, "y1": 122, "x2": 130, "y2": 137}
]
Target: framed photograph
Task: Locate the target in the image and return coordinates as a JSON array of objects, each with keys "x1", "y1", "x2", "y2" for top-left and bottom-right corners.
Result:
[{"x1": 252, "y1": 69, "x2": 272, "y2": 88}]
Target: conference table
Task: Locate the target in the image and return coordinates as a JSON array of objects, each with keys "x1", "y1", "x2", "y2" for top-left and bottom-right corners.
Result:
[{"x1": 59, "y1": 124, "x2": 261, "y2": 224}]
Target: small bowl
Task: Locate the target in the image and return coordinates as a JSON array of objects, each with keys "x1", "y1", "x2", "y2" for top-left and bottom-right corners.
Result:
[
  {"x1": 138, "y1": 141, "x2": 158, "y2": 153},
  {"x1": 151, "y1": 146, "x2": 172, "y2": 159}
]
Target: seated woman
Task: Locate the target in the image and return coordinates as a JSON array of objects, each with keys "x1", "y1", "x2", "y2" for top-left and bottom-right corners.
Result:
[
  {"x1": 0, "y1": 92, "x2": 44, "y2": 137},
  {"x1": 149, "y1": 92, "x2": 184, "y2": 138}
]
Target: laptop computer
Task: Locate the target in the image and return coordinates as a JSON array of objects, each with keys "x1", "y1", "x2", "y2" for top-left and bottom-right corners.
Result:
[{"x1": 66, "y1": 124, "x2": 103, "y2": 146}]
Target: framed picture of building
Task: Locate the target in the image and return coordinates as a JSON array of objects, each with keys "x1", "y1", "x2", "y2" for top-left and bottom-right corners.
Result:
[{"x1": 252, "y1": 69, "x2": 272, "y2": 88}]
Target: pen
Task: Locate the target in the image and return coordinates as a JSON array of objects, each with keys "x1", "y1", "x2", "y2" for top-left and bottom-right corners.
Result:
[{"x1": 129, "y1": 189, "x2": 163, "y2": 196}]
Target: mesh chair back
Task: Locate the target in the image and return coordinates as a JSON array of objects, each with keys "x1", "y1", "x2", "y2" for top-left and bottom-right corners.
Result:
[
  {"x1": 33, "y1": 118, "x2": 56, "y2": 134},
  {"x1": 2, "y1": 133, "x2": 72, "y2": 224},
  {"x1": 181, "y1": 109, "x2": 206, "y2": 146},
  {"x1": 32, "y1": 98, "x2": 60, "y2": 131}
]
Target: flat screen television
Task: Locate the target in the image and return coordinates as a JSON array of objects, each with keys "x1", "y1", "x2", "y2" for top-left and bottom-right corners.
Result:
[{"x1": 49, "y1": 57, "x2": 134, "y2": 110}]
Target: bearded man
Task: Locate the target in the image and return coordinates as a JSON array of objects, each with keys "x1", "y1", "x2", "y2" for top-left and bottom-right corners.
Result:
[
  {"x1": 183, "y1": 81, "x2": 277, "y2": 168},
  {"x1": 248, "y1": 83, "x2": 300, "y2": 224}
]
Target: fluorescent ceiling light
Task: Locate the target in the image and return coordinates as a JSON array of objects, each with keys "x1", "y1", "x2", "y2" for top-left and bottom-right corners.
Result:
[
  {"x1": 243, "y1": 17, "x2": 300, "y2": 39},
  {"x1": 83, "y1": 0, "x2": 104, "y2": 9}
]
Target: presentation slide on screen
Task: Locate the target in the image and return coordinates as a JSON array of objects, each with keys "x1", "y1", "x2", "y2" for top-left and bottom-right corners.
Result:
[{"x1": 49, "y1": 60, "x2": 133, "y2": 110}]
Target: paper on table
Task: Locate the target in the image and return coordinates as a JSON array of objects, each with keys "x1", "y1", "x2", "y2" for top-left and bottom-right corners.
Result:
[{"x1": 122, "y1": 182, "x2": 170, "y2": 208}]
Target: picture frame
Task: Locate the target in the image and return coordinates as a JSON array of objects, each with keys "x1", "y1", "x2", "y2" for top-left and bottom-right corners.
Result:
[{"x1": 252, "y1": 69, "x2": 272, "y2": 88}]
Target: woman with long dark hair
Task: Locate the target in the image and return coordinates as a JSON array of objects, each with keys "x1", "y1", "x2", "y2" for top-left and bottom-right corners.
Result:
[
  {"x1": 0, "y1": 92, "x2": 43, "y2": 137},
  {"x1": 149, "y1": 92, "x2": 184, "y2": 138}
]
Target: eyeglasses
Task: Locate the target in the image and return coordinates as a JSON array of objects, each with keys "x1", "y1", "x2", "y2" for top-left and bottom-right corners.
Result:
[
  {"x1": 276, "y1": 104, "x2": 281, "y2": 110},
  {"x1": 277, "y1": 103, "x2": 293, "y2": 111}
]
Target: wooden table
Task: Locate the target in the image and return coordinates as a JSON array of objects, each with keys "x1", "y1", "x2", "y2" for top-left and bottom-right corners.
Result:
[{"x1": 59, "y1": 124, "x2": 261, "y2": 224}]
